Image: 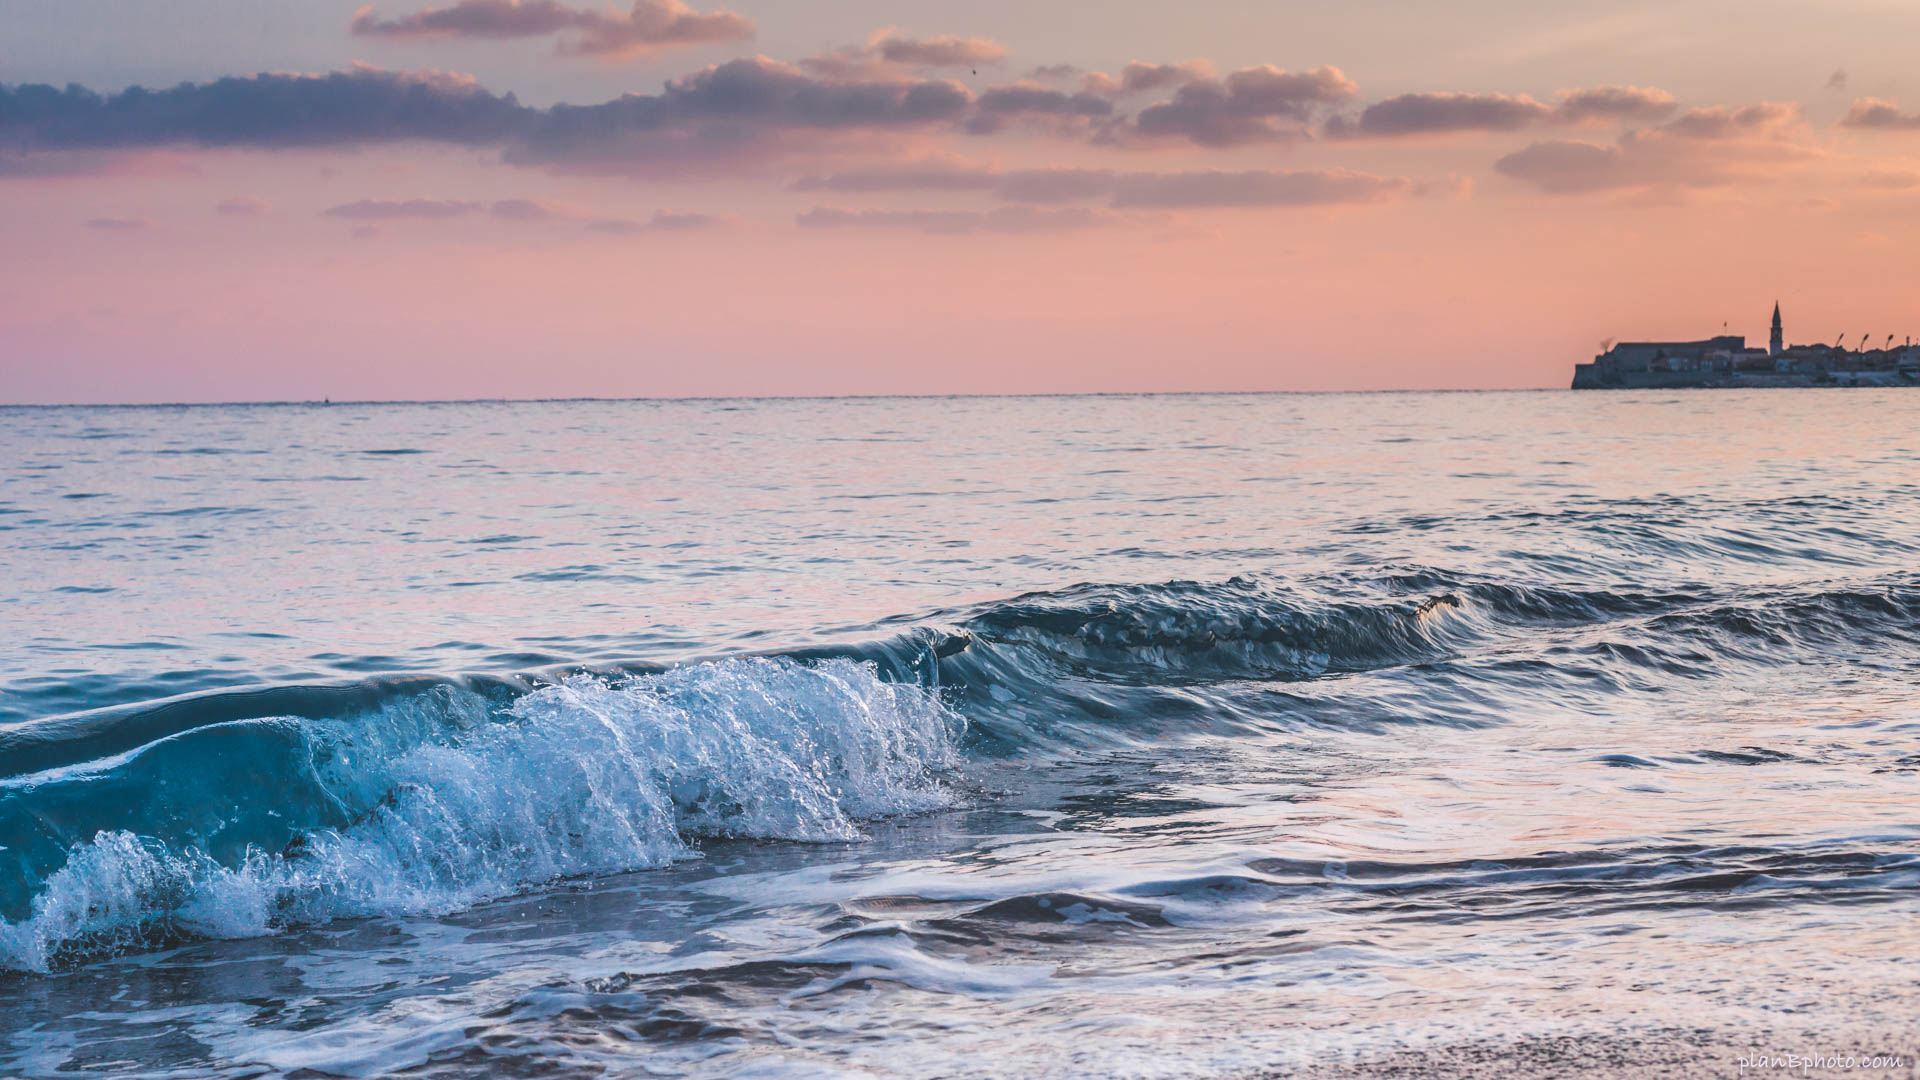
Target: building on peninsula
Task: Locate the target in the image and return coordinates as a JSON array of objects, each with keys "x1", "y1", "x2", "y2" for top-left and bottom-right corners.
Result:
[{"x1": 1572, "y1": 302, "x2": 1920, "y2": 388}]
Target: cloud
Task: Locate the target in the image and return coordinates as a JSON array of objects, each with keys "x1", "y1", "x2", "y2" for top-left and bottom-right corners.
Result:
[
  {"x1": 85, "y1": 217, "x2": 149, "y2": 230},
  {"x1": 1082, "y1": 60, "x2": 1216, "y2": 98},
  {"x1": 0, "y1": 61, "x2": 979, "y2": 178},
  {"x1": 1026, "y1": 64, "x2": 1079, "y2": 81},
  {"x1": 586, "y1": 210, "x2": 725, "y2": 233},
  {"x1": 321, "y1": 197, "x2": 483, "y2": 218},
  {"x1": 1324, "y1": 85, "x2": 1704, "y2": 138},
  {"x1": 3, "y1": 60, "x2": 1637, "y2": 184},
  {"x1": 574, "y1": 55, "x2": 972, "y2": 130},
  {"x1": 0, "y1": 66, "x2": 531, "y2": 150},
  {"x1": 799, "y1": 31, "x2": 1007, "y2": 81},
  {"x1": 997, "y1": 168, "x2": 1120, "y2": 202},
  {"x1": 788, "y1": 162, "x2": 1110, "y2": 201},
  {"x1": 787, "y1": 163, "x2": 1425, "y2": 211},
  {"x1": 321, "y1": 195, "x2": 591, "y2": 220},
  {"x1": 1125, "y1": 60, "x2": 1215, "y2": 94},
  {"x1": 797, "y1": 207, "x2": 986, "y2": 234},
  {"x1": 0, "y1": 148, "x2": 198, "y2": 179},
  {"x1": 1839, "y1": 97, "x2": 1920, "y2": 130},
  {"x1": 966, "y1": 83, "x2": 1111, "y2": 133},
  {"x1": 350, "y1": 0, "x2": 754, "y2": 60},
  {"x1": 1551, "y1": 85, "x2": 1676, "y2": 125},
  {"x1": 489, "y1": 196, "x2": 583, "y2": 219},
  {"x1": 352, "y1": 0, "x2": 579, "y2": 38},
  {"x1": 790, "y1": 166, "x2": 1421, "y2": 233},
  {"x1": 1492, "y1": 140, "x2": 1627, "y2": 193},
  {"x1": 877, "y1": 34, "x2": 1006, "y2": 68},
  {"x1": 1325, "y1": 91, "x2": 1551, "y2": 137},
  {"x1": 1828, "y1": 69, "x2": 1849, "y2": 92},
  {"x1": 511, "y1": 57, "x2": 974, "y2": 174},
  {"x1": 1109, "y1": 168, "x2": 1411, "y2": 208},
  {"x1": 647, "y1": 210, "x2": 723, "y2": 229},
  {"x1": 1494, "y1": 109, "x2": 1814, "y2": 195},
  {"x1": 585, "y1": 217, "x2": 648, "y2": 234},
  {"x1": 215, "y1": 196, "x2": 271, "y2": 216},
  {"x1": 790, "y1": 162, "x2": 996, "y2": 192},
  {"x1": 784, "y1": 162, "x2": 1421, "y2": 210},
  {"x1": 794, "y1": 50, "x2": 892, "y2": 81},
  {"x1": 1657, "y1": 102, "x2": 1796, "y2": 139},
  {"x1": 797, "y1": 205, "x2": 1113, "y2": 235},
  {"x1": 1123, "y1": 65, "x2": 1356, "y2": 146},
  {"x1": 563, "y1": 0, "x2": 752, "y2": 58}
]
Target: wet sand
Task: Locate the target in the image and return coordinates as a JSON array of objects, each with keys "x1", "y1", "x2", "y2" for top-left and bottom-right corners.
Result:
[{"x1": 1277, "y1": 1027, "x2": 1919, "y2": 1080}]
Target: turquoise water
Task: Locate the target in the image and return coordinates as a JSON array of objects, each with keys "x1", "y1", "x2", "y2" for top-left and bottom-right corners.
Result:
[{"x1": 2, "y1": 391, "x2": 1918, "y2": 1076}]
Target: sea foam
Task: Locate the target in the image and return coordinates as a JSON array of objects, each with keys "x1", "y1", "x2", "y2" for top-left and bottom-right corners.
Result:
[{"x1": 0, "y1": 658, "x2": 965, "y2": 972}]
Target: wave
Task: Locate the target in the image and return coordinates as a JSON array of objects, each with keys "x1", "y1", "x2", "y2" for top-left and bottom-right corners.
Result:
[
  {"x1": 954, "y1": 577, "x2": 1465, "y2": 686},
  {"x1": 0, "y1": 579, "x2": 1466, "y2": 781},
  {"x1": 0, "y1": 658, "x2": 963, "y2": 972},
  {"x1": 940, "y1": 572, "x2": 1920, "y2": 695},
  {"x1": 24, "y1": 570, "x2": 1913, "y2": 775},
  {"x1": 8, "y1": 570, "x2": 1920, "y2": 970},
  {"x1": 927, "y1": 573, "x2": 1920, "y2": 741}
]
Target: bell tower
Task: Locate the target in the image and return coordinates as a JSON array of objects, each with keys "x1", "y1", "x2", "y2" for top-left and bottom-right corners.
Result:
[{"x1": 1769, "y1": 301, "x2": 1783, "y2": 356}]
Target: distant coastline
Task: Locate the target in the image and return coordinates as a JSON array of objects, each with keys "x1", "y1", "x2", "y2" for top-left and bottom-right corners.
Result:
[{"x1": 1573, "y1": 302, "x2": 1919, "y2": 389}]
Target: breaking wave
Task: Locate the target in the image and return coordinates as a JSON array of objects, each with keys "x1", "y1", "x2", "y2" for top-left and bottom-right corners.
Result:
[
  {"x1": 7, "y1": 570, "x2": 1920, "y2": 971},
  {"x1": 0, "y1": 658, "x2": 963, "y2": 972}
]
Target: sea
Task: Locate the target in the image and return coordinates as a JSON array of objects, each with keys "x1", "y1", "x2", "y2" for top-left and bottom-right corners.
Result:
[{"x1": 1, "y1": 391, "x2": 1917, "y2": 1079}]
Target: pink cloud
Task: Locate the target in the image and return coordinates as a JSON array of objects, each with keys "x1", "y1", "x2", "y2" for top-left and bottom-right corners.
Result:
[
  {"x1": 785, "y1": 163, "x2": 1432, "y2": 209},
  {"x1": 216, "y1": 196, "x2": 272, "y2": 216},
  {"x1": 1839, "y1": 97, "x2": 1920, "y2": 130},
  {"x1": 1081, "y1": 60, "x2": 1215, "y2": 97},
  {"x1": 321, "y1": 198, "x2": 483, "y2": 219},
  {"x1": 1552, "y1": 86, "x2": 1677, "y2": 125},
  {"x1": 489, "y1": 197, "x2": 584, "y2": 220},
  {"x1": 1117, "y1": 65, "x2": 1357, "y2": 146},
  {"x1": 800, "y1": 30, "x2": 1009, "y2": 81},
  {"x1": 586, "y1": 210, "x2": 727, "y2": 233},
  {"x1": 796, "y1": 205, "x2": 1115, "y2": 235},
  {"x1": 1495, "y1": 106, "x2": 1816, "y2": 194},
  {"x1": 1325, "y1": 92, "x2": 1551, "y2": 138},
  {"x1": 350, "y1": 0, "x2": 754, "y2": 60}
]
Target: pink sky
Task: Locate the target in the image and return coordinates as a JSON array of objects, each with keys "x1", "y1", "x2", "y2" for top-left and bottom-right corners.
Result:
[{"x1": 5, "y1": 0, "x2": 1920, "y2": 402}]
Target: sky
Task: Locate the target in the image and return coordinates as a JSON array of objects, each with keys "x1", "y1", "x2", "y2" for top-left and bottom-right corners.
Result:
[{"x1": 6, "y1": 0, "x2": 1920, "y2": 402}]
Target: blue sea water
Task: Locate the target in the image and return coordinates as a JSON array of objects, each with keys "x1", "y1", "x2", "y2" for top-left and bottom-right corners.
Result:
[{"x1": 1, "y1": 391, "x2": 1918, "y2": 1077}]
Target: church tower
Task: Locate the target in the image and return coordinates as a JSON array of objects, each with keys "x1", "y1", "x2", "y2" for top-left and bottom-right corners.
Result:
[{"x1": 1769, "y1": 301, "x2": 1783, "y2": 356}]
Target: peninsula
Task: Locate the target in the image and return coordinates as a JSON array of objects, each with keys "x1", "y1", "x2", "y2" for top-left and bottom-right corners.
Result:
[{"x1": 1572, "y1": 303, "x2": 1919, "y2": 388}]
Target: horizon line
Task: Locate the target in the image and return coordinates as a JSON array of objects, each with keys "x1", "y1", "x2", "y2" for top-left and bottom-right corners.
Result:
[{"x1": 0, "y1": 385, "x2": 1608, "y2": 408}]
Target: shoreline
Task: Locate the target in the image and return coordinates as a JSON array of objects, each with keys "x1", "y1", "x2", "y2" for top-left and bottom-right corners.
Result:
[{"x1": 1273, "y1": 1028, "x2": 1920, "y2": 1080}]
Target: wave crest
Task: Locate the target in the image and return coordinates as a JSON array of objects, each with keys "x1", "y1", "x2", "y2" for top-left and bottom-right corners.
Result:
[
  {"x1": 958, "y1": 578, "x2": 1464, "y2": 686},
  {"x1": 0, "y1": 658, "x2": 964, "y2": 972}
]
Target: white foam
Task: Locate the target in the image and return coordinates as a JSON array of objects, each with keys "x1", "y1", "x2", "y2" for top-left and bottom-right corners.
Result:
[{"x1": 0, "y1": 658, "x2": 966, "y2": 972}]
